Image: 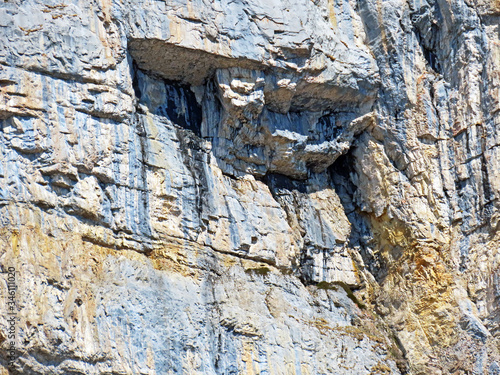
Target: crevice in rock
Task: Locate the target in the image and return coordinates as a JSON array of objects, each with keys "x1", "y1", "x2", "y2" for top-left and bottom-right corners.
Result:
[
  {"x1": 262, "y1": 172, "x2": 308, "y2": 194},
  {"x1": 174, "y1": 127, "x2": 211, "y2": 241},
  {"x1": 411, "y1": 5, "x2": 442, "y2": 74},
  {"x1": 162, "y1": 81, "x2": 203, "y2": 137},
  {"x1": 131, "y1": 61, "x2": 142, "y2": 100},
  {"x1": 131, "y1": 63, "x2": 203, "y2": 137},
  {"x1": 328, "y1": 150, "x2": 382, "y2": 279},
  {"x1": 327, "y1": 150, "x2": 412, "y2": 373},
  {"x1": 263, "y1": 164, "x2": 368, "y2": 287},
  {"x1": 135, "y1": 116, "x2": 153, "y2": 239}
]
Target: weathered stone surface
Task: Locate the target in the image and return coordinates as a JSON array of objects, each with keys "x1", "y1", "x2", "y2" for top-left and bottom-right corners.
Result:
[
  {"x1": 0, "y1": 0, "x2": 498, "y2": 373},
  {"x1": 0, "y1": 224, "x2": 403, "y2": 374}
]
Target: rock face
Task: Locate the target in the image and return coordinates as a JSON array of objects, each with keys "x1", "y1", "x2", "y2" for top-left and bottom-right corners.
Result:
[{"x1": 0, "y1": 0, "x2": 498, "y2": 373}]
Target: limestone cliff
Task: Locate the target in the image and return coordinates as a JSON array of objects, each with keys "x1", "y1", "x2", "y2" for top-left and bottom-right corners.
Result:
[{"x1": 0, "y1": 0, "x2": 499, "y2": 374}]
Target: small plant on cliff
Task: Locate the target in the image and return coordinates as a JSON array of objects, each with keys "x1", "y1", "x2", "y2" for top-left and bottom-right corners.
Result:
[
  {"x1": 316, "y1": 281, "x2": 366, "y2": 310},
  {"x1": 245, "y1": 266, "x2": 271, "y2": 276}
]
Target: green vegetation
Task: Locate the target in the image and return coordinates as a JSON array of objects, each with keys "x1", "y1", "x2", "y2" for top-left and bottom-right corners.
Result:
[
  {"x1": 315, "y1": 280, "x2": 366, "y2": 310},
  {"x1": 316, "y1": 281, "x2": 336, "y2": 290},
  {"x1": 244, "y1": 266, "x2": 271, "y2": 276}
]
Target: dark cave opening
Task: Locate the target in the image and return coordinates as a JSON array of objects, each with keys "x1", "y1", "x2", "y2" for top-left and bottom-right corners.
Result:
[
  {"x1": 422, "y1": 46, "x2": 441, "y2": 73},
  {"x1": 413, "y1": 22, "x2": 442, "y2": 74},
  {"x1": 262, "y1": 172, "x2": 308, "y2": 194},
  {"x1": 161, "y1": 81, "x2": 203, "y2": 137},
  {"x1": 131, "y1": 62, "x2": 203, "y2": 137},
  {"x1": 131, "y1": 61, "x2": 142, "y2": 100}
]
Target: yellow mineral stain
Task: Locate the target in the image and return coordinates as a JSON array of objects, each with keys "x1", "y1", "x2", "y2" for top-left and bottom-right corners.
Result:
[
  {"x1": 376, "y1": 0, "x2": 388, "y2": 54},
  {"x1": 327, "y1": 0, "x2": 337, "y2": 29},
  {"x1": 99, "y1": 0, "x2": 112, "y2": 24},
  {"x1": 222, "y1": 254, "x2": 238, "y2": 268},
  {"x1": 366, "y1": 203, "x2": 458, "y2": 352},
  {"x1": 301, "y1": 364, "x2": 312, "y2": 375},
  {"x1": 149, "y1": 242, "x2": 200, "y2": 279},
  {"x1": 350, "y1": 256, "x2": 362, "y2": 284},
  {"x1": 0, "y1": 216, "x2": 197, "y2": 343},
  {"x1": 186, "y1": 0, "x2": 197, "y2": 21},
  {"x1": 168, "y1": 15, "x2": 183, "y2": 44},
  {"x1": 146, "y1": 346, "x2": 156, "y2": 371},
  {"x1": 11, "y1": 230, "x2": 19, "y2": 256},
  {"x1": 242, "y1": 341, "x2": 255, "y2": 375},
  {"x1": 384, "y1": 244, "x2": 458, "y2": 348}
]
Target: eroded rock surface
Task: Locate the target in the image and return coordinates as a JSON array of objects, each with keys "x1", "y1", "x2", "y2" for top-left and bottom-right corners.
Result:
[{"x1": 0, "y1": 0, "x2": 498, "y2": 373}]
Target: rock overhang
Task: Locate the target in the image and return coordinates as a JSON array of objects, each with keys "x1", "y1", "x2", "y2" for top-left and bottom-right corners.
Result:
[
  {"x1": 128, "y1": 35, "x2": 379, "y2": 179},
  {"x1": 128, "y1": 39, "x2": 379, "y2": 114}
]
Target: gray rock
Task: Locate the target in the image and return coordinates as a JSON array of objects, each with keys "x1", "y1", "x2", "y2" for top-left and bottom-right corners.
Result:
[{"x1": 0, "y1": 0, "x2": 498, "y2": 373}]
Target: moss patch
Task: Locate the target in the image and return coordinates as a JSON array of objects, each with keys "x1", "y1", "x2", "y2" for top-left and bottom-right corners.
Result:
[
  {"x1": 316, "y1": 281, "x2": 366, "y2": 309},
  {"x1": 245, "y1": 266, "x2": 271, "y2": 276},
  {"x1": 316, "y1": 281, "x2": 337, "y2": 290}
]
